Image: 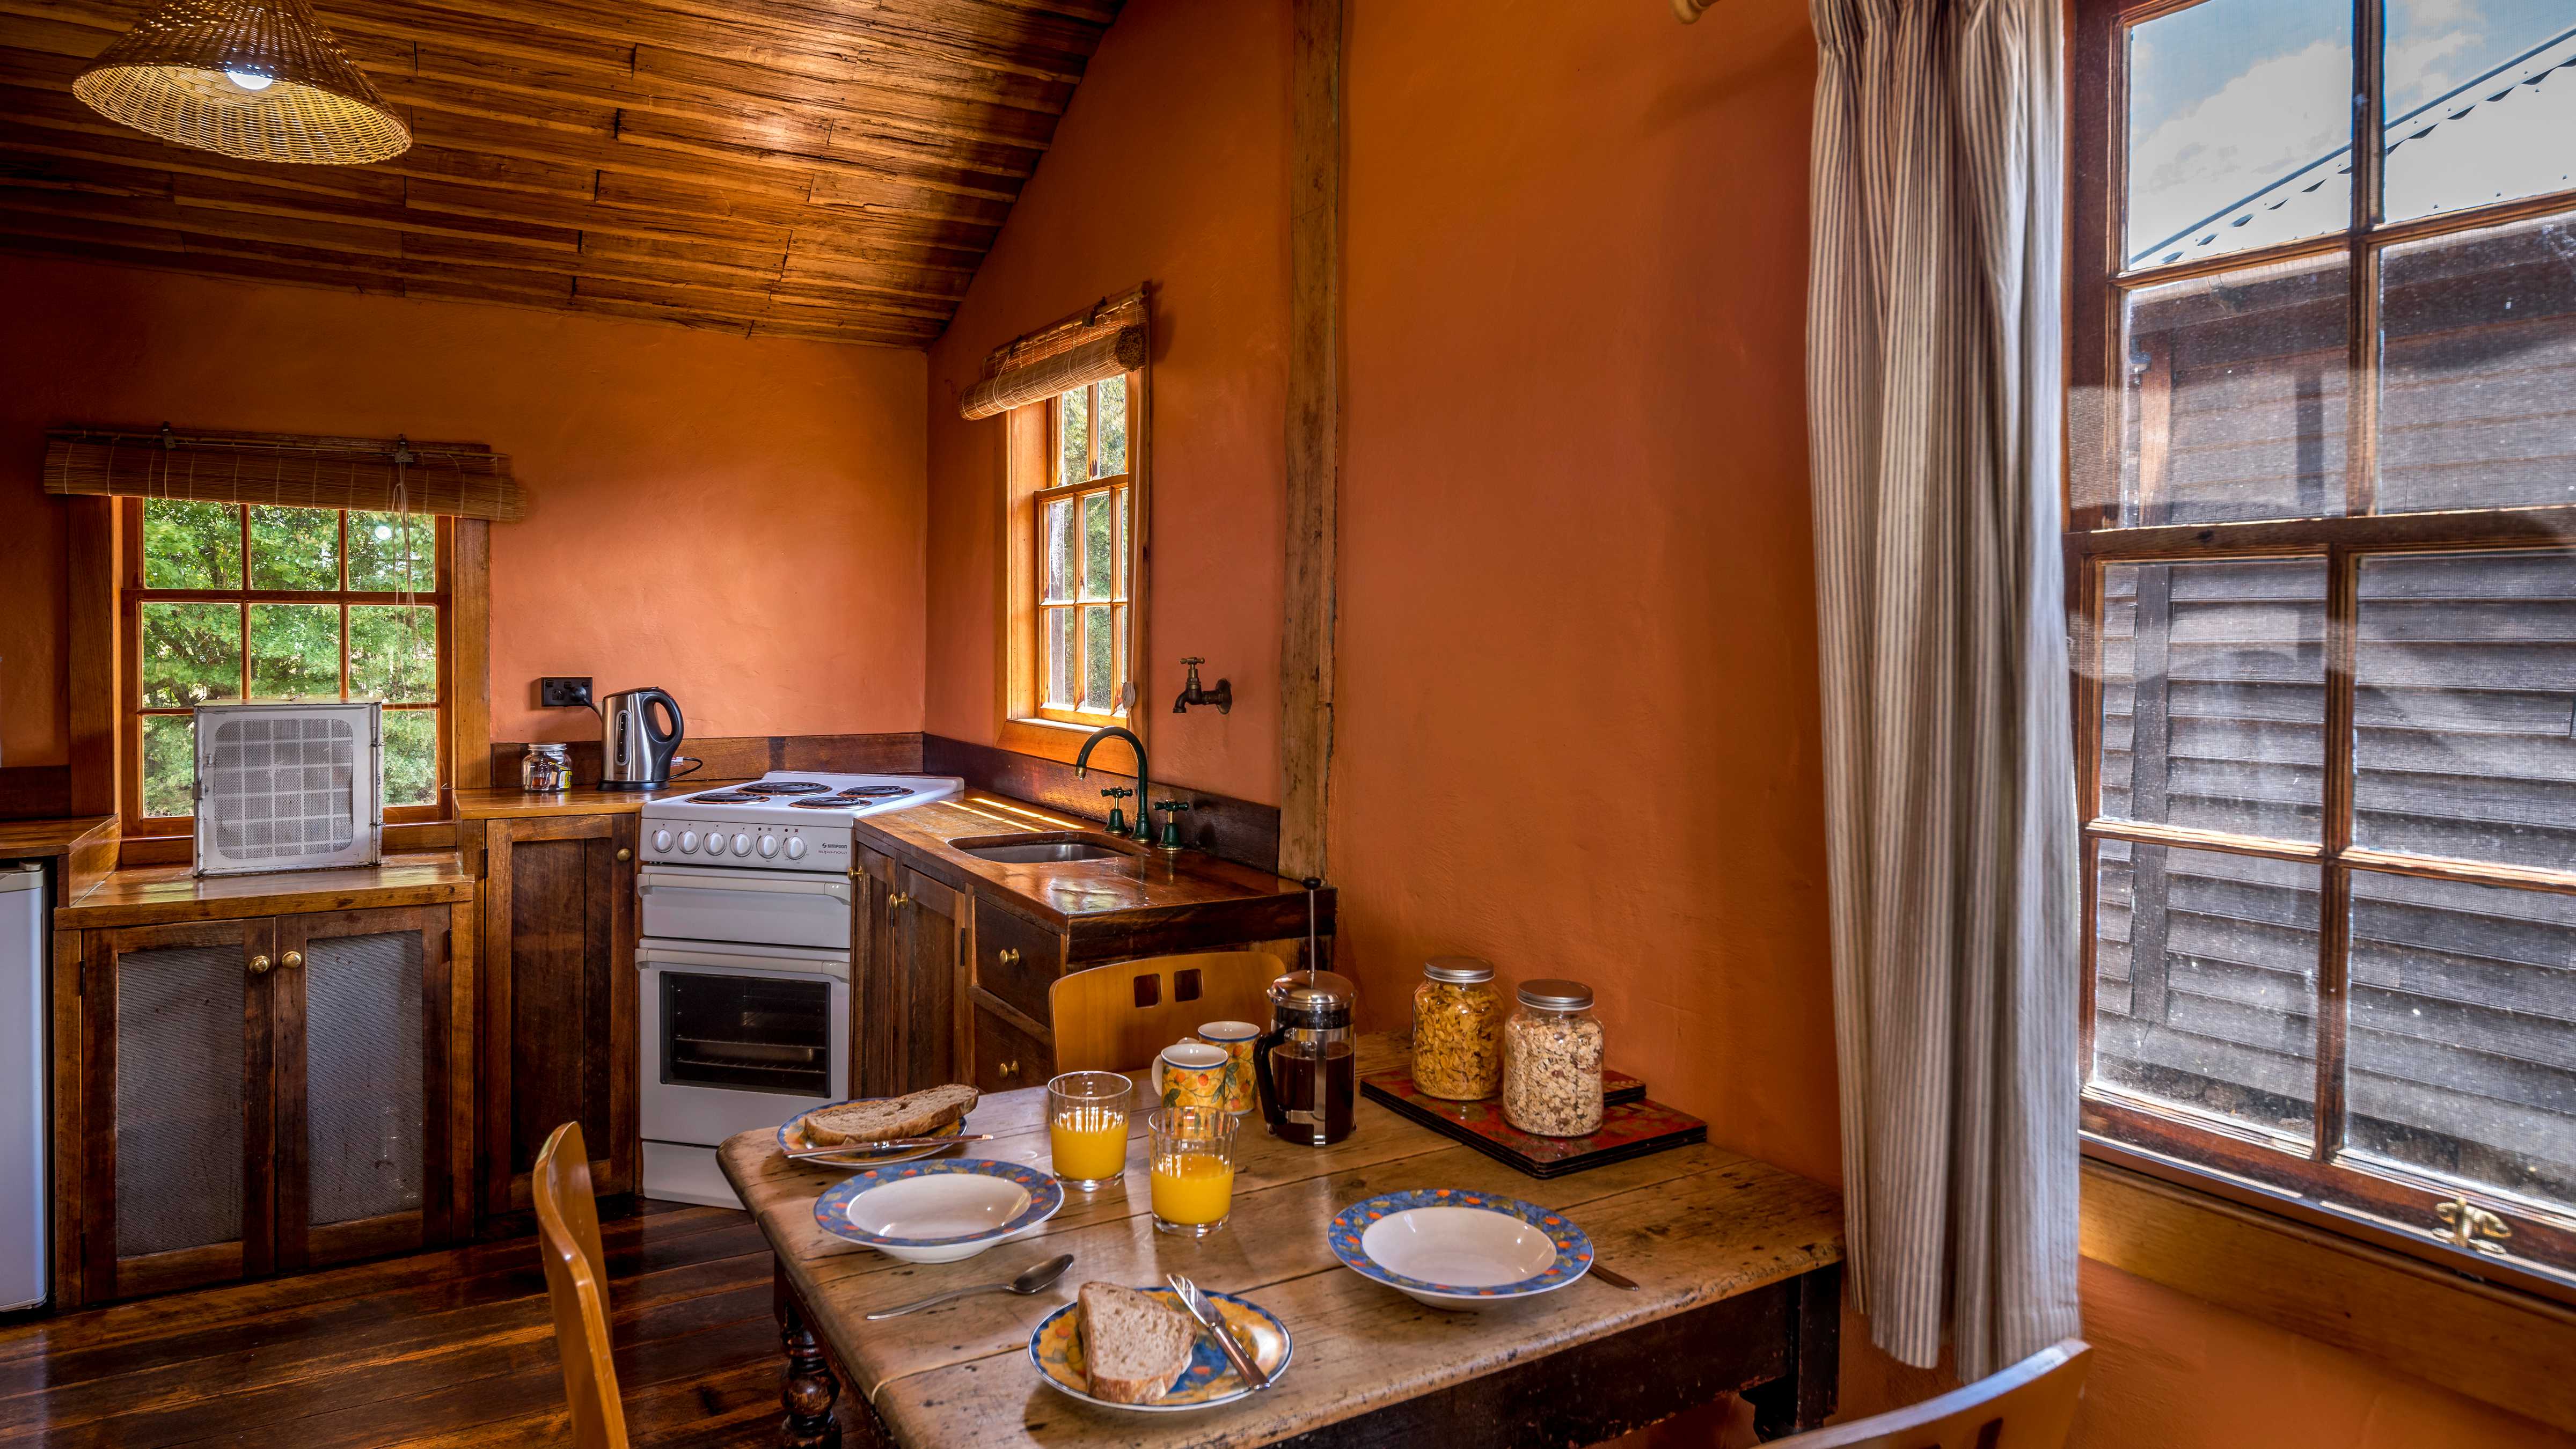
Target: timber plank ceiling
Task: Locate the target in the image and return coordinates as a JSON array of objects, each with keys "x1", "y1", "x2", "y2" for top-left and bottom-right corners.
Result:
[{"x1": 0, "y1": 0, "x2": 1123, "y2": 347}]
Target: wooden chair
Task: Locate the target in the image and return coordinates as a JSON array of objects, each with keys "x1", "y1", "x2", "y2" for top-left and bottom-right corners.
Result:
[
  {"x1": 1049, "y1": 949, "x2": 1292, "y2": 1075},
  {"x1": 534, "y1": 1121, "x2": 631, "y2": 1449},
  {"x1": 1765, "y1": 1340, "x2": 2090, "y2": 1448}
]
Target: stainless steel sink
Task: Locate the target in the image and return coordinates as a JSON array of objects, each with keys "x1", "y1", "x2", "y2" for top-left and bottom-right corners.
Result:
[{"x1": 950, "y1": 832, "x2": 1139, "y2": 865}]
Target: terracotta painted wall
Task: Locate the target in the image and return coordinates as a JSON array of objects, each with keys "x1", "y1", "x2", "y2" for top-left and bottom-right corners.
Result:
[
  {"x1": 0, "y1": 253, "x2": 927, "y2": 767},
  {"x1": 931, "y1": 0, "x2": 2570, "y2": 1444},
  {"x1": 921, "y1": 0, "x2": 1287, "y2": 806}
]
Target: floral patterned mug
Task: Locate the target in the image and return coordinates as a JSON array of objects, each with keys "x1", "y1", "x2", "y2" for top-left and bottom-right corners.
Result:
[
  {"x1": 1192, "y1": 1020, "x2": 1262, "y2": 1114},
  {"x1": 1151, "y1": 1041, "x2": 1233, "y2": 1112}
]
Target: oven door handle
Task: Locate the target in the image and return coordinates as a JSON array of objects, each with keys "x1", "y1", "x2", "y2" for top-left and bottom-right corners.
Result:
[{"x1": 636, "y1": 868, "x2": 850, "y2": 901}]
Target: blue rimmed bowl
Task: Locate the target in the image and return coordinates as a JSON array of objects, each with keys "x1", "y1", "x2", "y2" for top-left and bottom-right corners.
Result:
[
  {"x1": 814, "y1": 1159, "x2": 1063, "y2": 1264},
  {"x1": 1327, "y1": 1189, "x2": 1593, "y2": 1309},
  {"x1": 1028, "y1": 1286, "x2": 1292, "y2": 1412}
]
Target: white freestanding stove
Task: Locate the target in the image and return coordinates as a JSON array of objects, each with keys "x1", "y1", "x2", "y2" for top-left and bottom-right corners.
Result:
[{"x1": 635, "y1": 771, "x2": 961, "y2": 1206}]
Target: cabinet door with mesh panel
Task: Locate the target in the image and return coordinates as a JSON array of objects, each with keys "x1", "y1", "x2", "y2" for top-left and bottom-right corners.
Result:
[
  {"x1": 79, "y1": 919, "x2": 277, "y2": 1304},
  {"x1": 272, "y1": 905, "x2": 470, "y2": 1270}
]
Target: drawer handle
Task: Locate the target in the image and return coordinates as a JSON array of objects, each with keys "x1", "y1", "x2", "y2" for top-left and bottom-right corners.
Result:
[
  {"x1": 998, "y1": 1060, "x2": 1020, "y2": 1077},
  {"x1": 281, "y1": 950, "x2": 304, "y2": 970},
  {"x1": 248, "y1": 954, "x2": 272, "y2": 976},
  {"x1": 997, "y1": 947, "x2": 1020, "y2": 967},
  {"x1": 889, "y1": 892, "x2": 912, "y2": 908}
]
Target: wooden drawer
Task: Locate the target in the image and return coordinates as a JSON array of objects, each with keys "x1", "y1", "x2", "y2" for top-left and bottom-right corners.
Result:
[
  {"x1": 972, "y1": 902, "x2": 1064, "y2": 1028},
  {"x1": 971, "y1": 1002, "x2": 1051, "y2": 1094}
]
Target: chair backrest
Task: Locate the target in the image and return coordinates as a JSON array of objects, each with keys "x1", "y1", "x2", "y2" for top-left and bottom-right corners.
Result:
[
  {"x1": 1769, "y1": 1340, "x2": 2091, "y2": 1449},
  {"x1": 1049, "y1": 948, "x2": 1293, "y2": 1075},
  {"x1": 533, "y1": 1121, "x2": 630, "y2": 1449}
]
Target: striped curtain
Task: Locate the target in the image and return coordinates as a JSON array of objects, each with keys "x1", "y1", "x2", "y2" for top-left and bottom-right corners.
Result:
[{"x1": 1806, "y1": 0, "x2": 2081, "y2": 1379}]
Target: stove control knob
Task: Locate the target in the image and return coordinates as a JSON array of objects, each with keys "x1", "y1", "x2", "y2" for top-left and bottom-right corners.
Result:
[
  {"x1": 652, "y1": 829, "x2": 673, "y2": 853},
  {"x1": 757, "y1": 835, "x2": 780, "y2": 859},
  {"x1": 784, "y1": 836, "x2": 809, "y2": 861},
  {"x1": 730, "y1": 832, "x2": 752, "y2": 857},
  {"x1": 678, "y1": 830, "x2": 700, "y2": 854}
]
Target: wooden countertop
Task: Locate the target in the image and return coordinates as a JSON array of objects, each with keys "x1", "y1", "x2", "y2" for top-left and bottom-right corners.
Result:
[
  {"x1": 720, "y1": 1034, "x2": 1845, "y2": 1448},
  {"x1": 54, "y1": 852, "x2": 475, "y2": 930},
  {"x1": 854, "y1": 792, "x2": 1330, "y2": 955},
  {"x1": 0, "y1": 816, "x2": 115, "y2": 860},
  {"x1": 455, "y1": 781, "x2": 1327, "y2": 954},
  {"x1": 448, "y1": 782, "x2": 738, "y2": 818}
]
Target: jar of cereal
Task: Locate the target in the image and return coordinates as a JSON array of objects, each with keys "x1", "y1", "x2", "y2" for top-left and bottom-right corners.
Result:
[
  {"x1": 1503, "y1": 979, "x2": 1604, "y2": 1137},
  {"x1": 1410, "y1": 957, "x2": 1502, "y2": 1100}
]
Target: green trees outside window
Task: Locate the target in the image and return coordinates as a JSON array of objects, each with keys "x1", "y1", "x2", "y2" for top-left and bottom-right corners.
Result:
[{"x1": 133, "y1": 501, "x2": 443, "y2": 820}]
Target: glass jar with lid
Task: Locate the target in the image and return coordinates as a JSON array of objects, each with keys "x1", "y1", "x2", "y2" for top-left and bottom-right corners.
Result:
[
  {"x1": 1503, "y1": 978, "x2": 1604, "y2": 1137},
  {"x1": 1411, "y1": 956, "x2": 1503, "y2": 1100},
  {"x1": 521, "y1": 742, "x2": 572, "y2": 793}
]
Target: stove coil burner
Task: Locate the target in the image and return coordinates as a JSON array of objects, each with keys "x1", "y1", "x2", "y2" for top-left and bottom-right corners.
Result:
[
  {"x1": 840, "y1": 785, "x2": 916, "y2": 800},
  {"x1": 739, "y1": 780, "x2": 832, "y2": 796},
  {"x1": 689, "y1": 789, "x2": 760, "y2": 803},
  {"x1": 787, "y1": 797, "x2": 854, "y2": 810}
]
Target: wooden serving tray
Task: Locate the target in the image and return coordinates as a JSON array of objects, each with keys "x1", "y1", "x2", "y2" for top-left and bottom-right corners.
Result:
[{"x1": 1360, "y1": 1063, "x2": 1706, "y2": 1179}]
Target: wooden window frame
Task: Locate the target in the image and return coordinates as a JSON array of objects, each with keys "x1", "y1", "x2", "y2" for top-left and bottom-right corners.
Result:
[
  {"x1": 2068, "y1": 0, "x2": 2576, "y2": 1306},
  {"x1": 999, "y1": 370, "x2": 1150, "y2": 766},
  {"x1": 70, "y1": 497, "x2": 492, "y2": 865}
]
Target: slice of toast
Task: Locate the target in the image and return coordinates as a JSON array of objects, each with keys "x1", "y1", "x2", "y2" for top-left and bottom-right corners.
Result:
[
  {"x1": 798, "y1": 1085, "x2": 979, "y2": 1147},
  {"x1": 1077, "y1": 1283, "x2": 1196, "y2": 1405}
]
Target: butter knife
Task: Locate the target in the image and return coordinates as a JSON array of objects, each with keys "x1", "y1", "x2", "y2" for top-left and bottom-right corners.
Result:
[
  {"x1": 1166, "y1": 1272, "x2": 1272, "y2": 1392},
  {"x1": 785, "y1": 1134, "x2": 991, "y2": 1160}
]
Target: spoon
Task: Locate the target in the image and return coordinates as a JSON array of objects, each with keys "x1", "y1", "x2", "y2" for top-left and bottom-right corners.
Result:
[{"x1": 865, "y1": 1253, "x2": 1075, "y2": 1320}]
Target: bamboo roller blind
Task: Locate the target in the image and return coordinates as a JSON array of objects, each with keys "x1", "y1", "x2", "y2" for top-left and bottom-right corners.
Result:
[
  {"x1": 42, "y1": 426, "x2": 527, "y2": 521},
  {"x1": 957, "y1": 286, "x2": 1148, "y2": 420}
]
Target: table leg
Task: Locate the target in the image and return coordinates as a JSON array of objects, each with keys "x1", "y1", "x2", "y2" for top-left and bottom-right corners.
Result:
[
  {"x1": 776, "y1": 1262, "x2": 843, "y2": 1449},
  {"x1": 1747, "y1": 1264, "x2": 1841, "y2": 1439}
]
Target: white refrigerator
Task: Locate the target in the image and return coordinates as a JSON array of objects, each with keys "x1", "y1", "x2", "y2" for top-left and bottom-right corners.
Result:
[{"x1": 1, "y1": 862, "x2": 43, "y2": 1311}]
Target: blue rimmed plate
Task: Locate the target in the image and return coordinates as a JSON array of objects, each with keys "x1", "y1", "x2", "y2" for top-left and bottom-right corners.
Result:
[
  {"x1": 814, "y1": 1159, "x2": 1063, "y2": 1264},
  {"x1": 779, "y1": 1099, "x2": 967, "y2": 1170},
  {"x1": 1327, "y1": 1189, "x2": 1593, "y2": 1308},
  {"x1": 1028, "y1": 1286, "x2": 1292, "y2": 1412}
]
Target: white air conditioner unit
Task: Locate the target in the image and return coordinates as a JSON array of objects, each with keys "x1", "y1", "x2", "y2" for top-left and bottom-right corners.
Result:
[{"x1": 193, "y1": 701, "x2": 384, "y2": 877}]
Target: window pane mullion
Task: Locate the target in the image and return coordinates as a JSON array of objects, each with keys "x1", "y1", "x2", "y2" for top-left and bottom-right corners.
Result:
[{"x1": 2314, "y1": 545, "x2": 2361, "y2": 1160}]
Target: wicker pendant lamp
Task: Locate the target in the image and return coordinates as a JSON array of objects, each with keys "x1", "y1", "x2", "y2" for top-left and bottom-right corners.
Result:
[{"x1": 71, "y1": 0, "x2": 409, "y2": 165}]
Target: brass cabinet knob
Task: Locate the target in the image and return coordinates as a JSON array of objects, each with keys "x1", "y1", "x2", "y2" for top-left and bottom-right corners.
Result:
[
  {"x1": 889, "y1": 891, "x2": 912, "y2": 908},
  {"x1": 281, "y1": 950, "x2": 304, "y2": 970},
  {"x1": 997, "y1": 948, "x2": 1020, "y2": 967},
  {"x1": 248, "y1": 954, "x2": 272, "y2": 976},
  {"x1": 998, "y1": 1060, "x2": 1020, "y2": 1078},
  {"x1": 616, "y1": 848, "x2": 632, "y2": 862}
]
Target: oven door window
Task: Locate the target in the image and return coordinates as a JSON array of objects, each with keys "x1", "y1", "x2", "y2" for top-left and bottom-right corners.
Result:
[{"x1": 658, "y1": 970, "x2": 833, "y2": 1097}]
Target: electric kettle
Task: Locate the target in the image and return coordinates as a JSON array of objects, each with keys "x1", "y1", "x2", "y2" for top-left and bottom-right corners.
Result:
[{"x1": 598, "y1": 686, "x2": 692, "y2": 788}]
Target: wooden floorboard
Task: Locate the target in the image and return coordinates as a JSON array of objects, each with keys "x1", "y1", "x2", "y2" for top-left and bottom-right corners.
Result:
[{"x1": 0, "y1": 1198, "x2": 828, "y2": 1448}]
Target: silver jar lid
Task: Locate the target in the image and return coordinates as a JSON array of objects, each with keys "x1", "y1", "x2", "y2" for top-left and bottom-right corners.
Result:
[
  {"x1": 526, "y1": 742, "x2": 570, "y2": 757},
  {"x1": 1517, "y1": 978, "x2": 1594, "y2": 1010},
  {"x1": 1423, "y1": 956, "x2": 1493, "y2": 984}
]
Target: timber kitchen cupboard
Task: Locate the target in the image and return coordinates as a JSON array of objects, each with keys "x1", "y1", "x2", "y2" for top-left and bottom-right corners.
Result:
[
  {"x1": 50, "y1": 881, "x2": 474, "y2": 1308},
  {"x1": 457, "y1": 810, "x2": 639, "y2": 1217}
]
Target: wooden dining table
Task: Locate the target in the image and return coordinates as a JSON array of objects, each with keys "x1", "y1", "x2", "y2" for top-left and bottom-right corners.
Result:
[{"x1": 718, "y1": 1036, "x2": 1845, "y2": 1448}]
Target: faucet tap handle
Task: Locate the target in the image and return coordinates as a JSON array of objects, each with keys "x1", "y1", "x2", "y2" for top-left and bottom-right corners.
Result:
[{"x1": 1151, "y1": 799, "x2": 1192, "y2": 850}]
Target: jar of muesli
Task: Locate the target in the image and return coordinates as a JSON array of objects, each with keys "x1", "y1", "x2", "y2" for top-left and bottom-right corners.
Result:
[
  {"x1": 1503, "y1": 979, "x2": 1604, "y2": 1137},
  {"x1": 1411, "y1": 957, "x2": 1502, "y2": 1100}
]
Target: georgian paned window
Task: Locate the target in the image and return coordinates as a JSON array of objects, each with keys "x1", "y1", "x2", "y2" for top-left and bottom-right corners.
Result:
[
  {"x1": 1035, "y1": 377, "x2": 1135, "y2": 727},
  {"x1": 2070, "y1": 0, "x2": 2576, "y2": 1286},
  {"x1": 125, "y1": 500, "x2": 449, "y2": 831}
]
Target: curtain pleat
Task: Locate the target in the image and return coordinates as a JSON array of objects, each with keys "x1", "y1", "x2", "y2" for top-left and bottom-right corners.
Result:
[{"x1": 1807, "y1": 0, "x2": 2081, "y2": 1380}]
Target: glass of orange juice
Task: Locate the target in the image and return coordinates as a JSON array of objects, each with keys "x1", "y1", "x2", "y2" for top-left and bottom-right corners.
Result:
[
  {"x1": 1146, "y1": 1107, "x2": 1239, "y2": 1237},
  {"x1": 1048, "y1": 1072, "x2": 1133, "y2": 1191}
]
